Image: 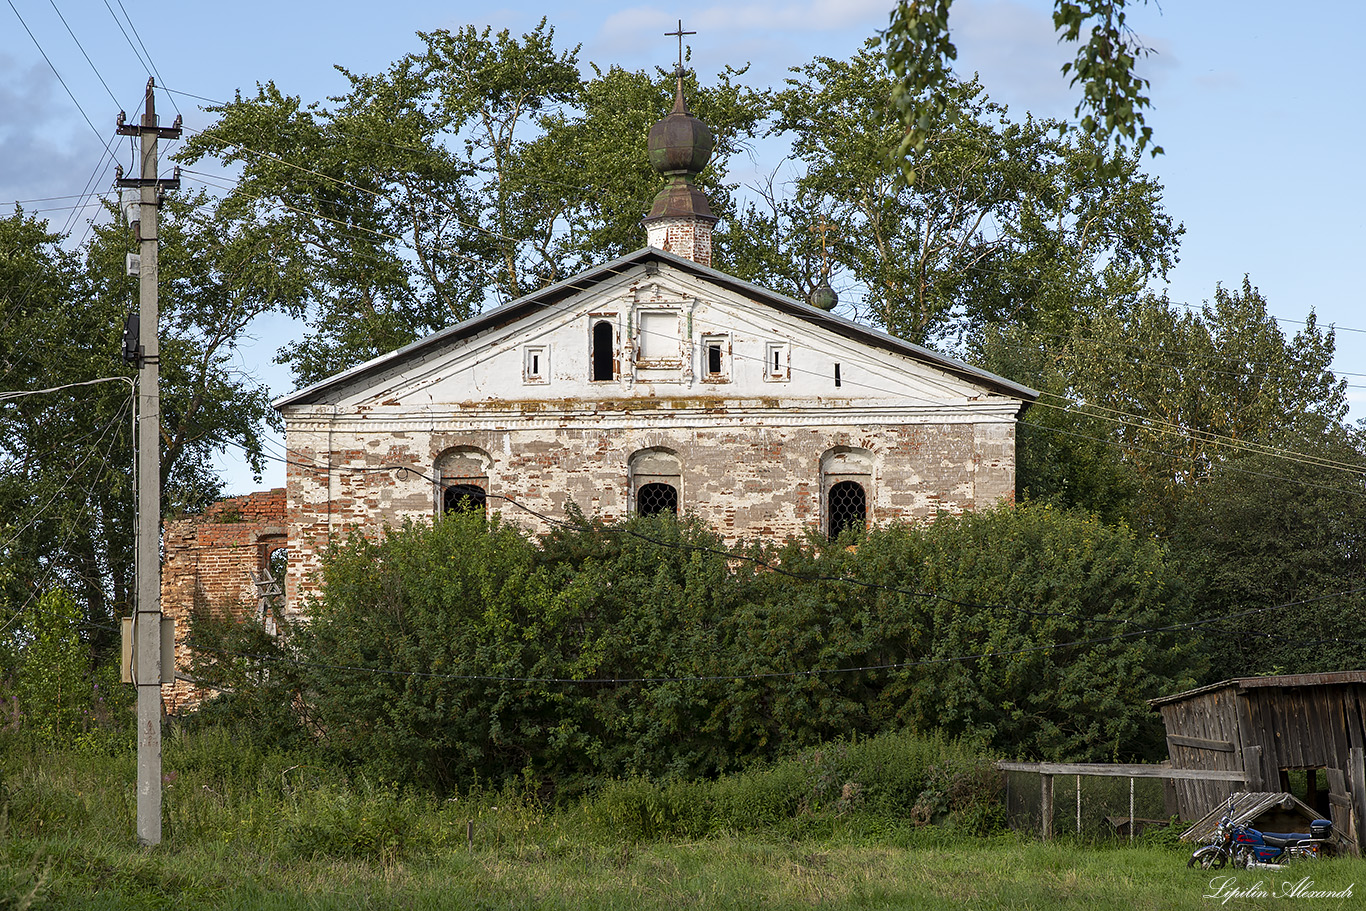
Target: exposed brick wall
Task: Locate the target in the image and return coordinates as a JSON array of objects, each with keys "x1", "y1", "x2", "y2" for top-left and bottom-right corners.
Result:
[
  {"x1": 645, "y1": 216, "x2": 713, "y2": 266},
  {"x1": 159, "y1": 488, "x2": 286, "y2": 714},
  {"x1": 283, "y1": 417, "x2": 1017, "y2": 605}
]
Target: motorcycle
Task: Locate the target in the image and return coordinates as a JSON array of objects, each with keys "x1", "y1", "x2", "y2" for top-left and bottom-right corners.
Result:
[
  {"x1": 1229, "y1": 816, "x2": 1333, "y2": 868},
  {"x1": 1188, "y1": 815, "x2": 1237, "y2": 869},
  {"x1": 1189, "y1": 812, "x2": 1333, "y2": 869}
]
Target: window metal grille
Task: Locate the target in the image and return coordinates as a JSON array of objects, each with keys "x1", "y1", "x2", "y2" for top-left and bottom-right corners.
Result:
[
  {"x1": 827, "y1": 480, "x2": 866, "y2": 539},
  {"x1": 444, "y1": 483, "x2": 486, "y2": 514},
  {"x1": 637, "y1": 482, "x2": 678, "y2": 516}
]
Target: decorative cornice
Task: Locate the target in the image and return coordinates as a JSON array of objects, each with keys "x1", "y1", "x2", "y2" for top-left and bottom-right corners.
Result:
[{"x1": 283, "y1": 403, "x2": 1022, "y2": 436}]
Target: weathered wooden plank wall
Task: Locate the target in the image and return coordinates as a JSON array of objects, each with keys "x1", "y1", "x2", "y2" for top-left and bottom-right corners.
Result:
[
  {"x1": 1159, "y1": 685, "x2": 1243, "y2": 818},
  {"x1": 1158, "y1": 678, "x2": 1366, "y2": 852}
]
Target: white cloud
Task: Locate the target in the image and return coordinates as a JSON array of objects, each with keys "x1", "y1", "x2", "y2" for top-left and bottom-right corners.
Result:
[{"x1": 0, "y1": 54, "x2": 103, "y2": 213}]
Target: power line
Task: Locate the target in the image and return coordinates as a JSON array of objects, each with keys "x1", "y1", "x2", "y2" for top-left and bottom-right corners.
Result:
[
  {"x1": 47, "y1": 0, "x2": 121, "y2": 108},
  {"x1": 0, "y1": 390, "x2": 133, "y2": 557},
  {"x1": 1030, "y1": 394, "x2": 1366, "y2": 477},
  {"x1": 0, "y1": 376, "x2": 133, "y2": 404},
  {"x1": 108, "y1": 0, "x2": 181, "y2": 120},
  {"x1": 1017, "y1": 417, "x2": 1366, "y2": 498},
  {"x1": 6, "y1": 0, "x2": 105, "y2": 145},
  {"x1": 102, "y1": 0, "x2": 151, "y2": 77}
]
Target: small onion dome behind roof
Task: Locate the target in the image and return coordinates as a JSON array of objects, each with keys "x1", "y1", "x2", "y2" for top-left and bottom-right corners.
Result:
[
  {"x1": 643, "y1": 71, "x2": 717, "y2": 225},
  {"x1": 808, "y1": 280, "x2": 838, "y2": 311}
]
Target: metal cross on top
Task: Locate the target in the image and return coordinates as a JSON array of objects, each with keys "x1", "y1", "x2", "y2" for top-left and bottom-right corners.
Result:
[
  {"x1": 809, "y1": 215, "x2": 838, "y2": 276},
  {"x1": 666, "y1": 20, "x2": 695, "y2": 73}
]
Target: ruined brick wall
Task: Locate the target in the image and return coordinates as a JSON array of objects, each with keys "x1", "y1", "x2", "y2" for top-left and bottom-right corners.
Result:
[
  {"x1": 283, "y1": 414, "x2": 1017, "y2": 604},
  {"x1": 160, "y1": 488, "x2": 286, "y2": 714}
]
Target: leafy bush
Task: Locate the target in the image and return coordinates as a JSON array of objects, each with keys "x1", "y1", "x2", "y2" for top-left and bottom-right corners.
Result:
[
  {"x1": 4, "y1": 589, "x2": 132, "y2": 752},
  {"x1": 193, "y1": 503, "x2": 1198, "y2": 793},
  {"x1": 281, "y1": 782, "x2": 421, "y2": 861}
]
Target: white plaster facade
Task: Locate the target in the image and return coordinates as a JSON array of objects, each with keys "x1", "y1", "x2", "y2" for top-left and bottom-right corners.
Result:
[{"x1": 274, "y1": 247, "x2": 1036, "y2": 607}]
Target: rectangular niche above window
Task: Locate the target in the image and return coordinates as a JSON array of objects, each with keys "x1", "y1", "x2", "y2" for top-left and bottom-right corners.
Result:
[
  {"x1": 635, "y1": 308, "x2": 682, "y2": 382},
  {"x1": 637, "y1": 310, "x2": 681, "y2": 364},
  {"x1": 523, "y1": 344, "x2": 549, "y2": 384}
]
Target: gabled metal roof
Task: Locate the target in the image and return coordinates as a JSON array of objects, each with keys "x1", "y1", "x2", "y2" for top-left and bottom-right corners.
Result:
[{"x1": 273, "y1": 247, "x2": 1040, "y2": 409}]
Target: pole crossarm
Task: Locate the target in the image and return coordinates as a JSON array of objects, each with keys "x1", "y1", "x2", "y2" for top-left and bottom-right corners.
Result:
[
  {"x1": 114, "y1": 170, "x2": 181, "y2": 191},
  {"x1": 116, "y1": 121, "x2": 183, "y2": 140}
]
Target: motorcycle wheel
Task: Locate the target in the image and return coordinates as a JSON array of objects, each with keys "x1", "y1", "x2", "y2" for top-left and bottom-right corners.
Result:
[{"x1": 1188, "y1": 846, "x2": 1228, "y2": 870}]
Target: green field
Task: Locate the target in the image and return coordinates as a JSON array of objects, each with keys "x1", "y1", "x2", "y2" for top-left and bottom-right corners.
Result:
[
  {"x1": 4, "y1": 731, "x2": 1363, "y2": 910},
  {"x1": 7, "y1": 821, "x2": 1364, "y2": 910}
]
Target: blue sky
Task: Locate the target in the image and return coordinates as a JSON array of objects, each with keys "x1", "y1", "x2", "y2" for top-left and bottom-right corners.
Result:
[{"x1": 4, "y1": 1, "x2": 1364, "y2": 493}]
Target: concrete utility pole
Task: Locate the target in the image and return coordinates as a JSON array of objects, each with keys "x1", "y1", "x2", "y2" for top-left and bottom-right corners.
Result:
[{"x1": 116, "y1": 79, "x2": 180, "y2": 847}]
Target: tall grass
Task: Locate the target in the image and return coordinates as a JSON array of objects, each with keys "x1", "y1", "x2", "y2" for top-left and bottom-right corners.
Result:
[
  {"x1": 583, "y1": 730, "x2": 1001, "y2": 841},
  {"x1": 4, "y1": 726, "x2": 1365, "y2": 909}
]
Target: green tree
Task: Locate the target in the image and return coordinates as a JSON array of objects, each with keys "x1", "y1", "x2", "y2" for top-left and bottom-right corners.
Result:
[
  {"x1": 1170, "y1": 423, "x2": 1366, "y2": 679},
  {"x1": 10, "y1": 589, "x2": 90, "y2": 744},
  {"x1": 885, "y1": 0, "x2": 1160, "y2": 178},
  {"x1": 723, "y1": 43, "x2": 1179, "y2": 347},
  {"x1": 0, "y1": 198, "x2": 277, "y2": 647},
  {"x1": 296, "y1": 513, "x2": 587, "y2": 791},
  {"x1": 179, "y1": 22, "x2": 769, "y2": 387},
  {"x1": 861, "y1": 504, "x2": 1198, "y2": 760},
  {"x1": 525, "y1": 62, "x2": 767, "y2": 276},
  {"x1": 230, "y1": 504, "x2": 1197, "y2": 791},
  {"x1": 981, "y1": 324, "x2": 1142, "y2": 523},
  {"x1": 1056, "y1": 280, "x2": 1343, "y2": 531}
]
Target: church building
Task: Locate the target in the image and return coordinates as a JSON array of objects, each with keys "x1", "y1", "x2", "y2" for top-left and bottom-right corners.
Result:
[{"x1": 268, "y1": 70, "x2": 1037, "y2": 608}]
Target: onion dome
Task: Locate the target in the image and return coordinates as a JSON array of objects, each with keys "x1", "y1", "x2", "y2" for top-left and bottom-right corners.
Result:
[
  {"x1": 649, "y1": 74, "x2": 714, "y2": 175},
  {"x1": 644, "y1": 72, "x2": 717, "y2": 225},
  {"x1": 808, "y1": 280, "x2": 838, "y2": 311}
]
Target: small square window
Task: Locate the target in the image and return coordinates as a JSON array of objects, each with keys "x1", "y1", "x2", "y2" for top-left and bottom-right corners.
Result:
[
  {"x1": 764, "y1": 342, "x2": 790, "y2": 382},
  {"x1": 523, "y1": 344, "x2": 549, "y2": 384}
]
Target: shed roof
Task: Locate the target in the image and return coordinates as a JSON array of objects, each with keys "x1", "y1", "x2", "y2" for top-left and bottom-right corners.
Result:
[{"x1": 1151, "y1": 670, "x2": 1366, "y2": 707}]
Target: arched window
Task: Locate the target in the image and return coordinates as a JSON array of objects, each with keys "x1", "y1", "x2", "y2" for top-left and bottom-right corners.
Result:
[
  {"x1": 591, "y1": 319, "x2": 615, "y2": 381},
  {"x1": 827, "y1": 480, "x2": 866, "y2": 539},
  {"x1": 435, "y1": 446, "x2": 492, "y2": 516},
  {"x1": 636, "y1": 482, "x2": 678, "y2": 516},
  {"x1": 629, "y1": 448, "x2": 681, "y2": 517},
  {"x1": 821, "y1": 447, "x2": 873, "y2": 540},
  {"x1": 443, "y1": 483, "x2": 486, "y2": 514}
]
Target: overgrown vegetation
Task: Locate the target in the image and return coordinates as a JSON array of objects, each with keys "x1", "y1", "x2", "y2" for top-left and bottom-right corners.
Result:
[
  {"x1": 4, "y1": 727, "x2": 1365, "y2": 910},
  {"x1": 5, "y1": 13, "x2": 1364, "y2": 903},
  {"x1": 5, "y1": 16, "x2": 1360, "y2": 714},
  {"x1": 186, "y1": 504, "x2": 1196, "y2": 795}
]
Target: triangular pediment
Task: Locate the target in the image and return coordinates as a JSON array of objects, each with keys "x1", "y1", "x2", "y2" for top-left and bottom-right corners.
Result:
[{"x1": 275, "y1": 248, "x2": 1035, "y2": 415}]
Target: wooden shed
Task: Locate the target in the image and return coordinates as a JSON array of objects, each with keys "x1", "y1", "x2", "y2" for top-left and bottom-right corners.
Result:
[{"x1": 1151, "y1": 671, "x2": 1366, "y2": 854}]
